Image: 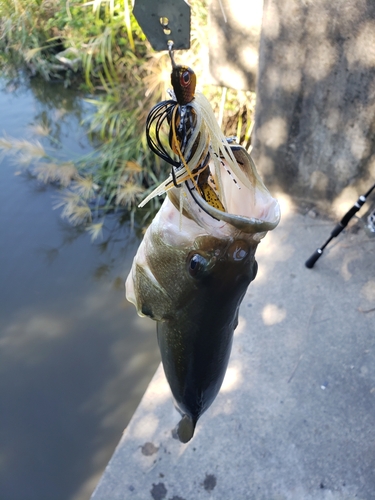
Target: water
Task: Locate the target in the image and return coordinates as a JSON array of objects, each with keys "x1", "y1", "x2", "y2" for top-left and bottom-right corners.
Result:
[{"x1": 0, "y1": 77, "x2": 160, "y2": 500}]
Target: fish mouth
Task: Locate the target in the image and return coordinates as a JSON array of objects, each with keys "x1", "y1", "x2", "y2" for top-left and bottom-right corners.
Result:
[{"x1": 167, "y1": 145, "x2": 281, "y2": 236}]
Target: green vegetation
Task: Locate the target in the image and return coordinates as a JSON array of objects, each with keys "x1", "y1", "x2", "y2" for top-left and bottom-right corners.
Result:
[{"x1": 0, "y1": 0, "x2": 256, "y2": 235}]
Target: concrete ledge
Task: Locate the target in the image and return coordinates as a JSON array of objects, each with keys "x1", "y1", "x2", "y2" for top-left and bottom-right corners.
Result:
[{"x1": 92, "y1": 198, "x2": 375, "y2": 500}]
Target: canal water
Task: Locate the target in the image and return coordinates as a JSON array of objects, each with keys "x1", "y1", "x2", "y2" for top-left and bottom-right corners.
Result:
[{"x1": 0, "y1": 77, "x2": 160, "y2": 500}]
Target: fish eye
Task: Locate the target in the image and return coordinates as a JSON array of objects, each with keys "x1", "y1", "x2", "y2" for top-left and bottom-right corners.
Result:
[
  {"x1": 180, "y1": 70, "x2": 191, "y2": 87},
  {"x1": 187, "y1": 253, "x2": 208, "y2": 278}
]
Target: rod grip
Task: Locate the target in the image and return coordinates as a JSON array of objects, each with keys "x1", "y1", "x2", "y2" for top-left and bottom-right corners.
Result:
[
  {"x1": 331, "y1": 223, "x2": 344, "y2": 237},
  {"x1": 305, "y1": 249, "x2": 322, "y2": 269}
]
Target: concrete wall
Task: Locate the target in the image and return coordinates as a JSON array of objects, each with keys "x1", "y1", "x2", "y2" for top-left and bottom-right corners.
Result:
[
  {"x1": 208, "y1": 0, "x2": 263, "y2": 91},
  {"x1": 251, "y1": 0, "x2": 375, "y2": 213}
]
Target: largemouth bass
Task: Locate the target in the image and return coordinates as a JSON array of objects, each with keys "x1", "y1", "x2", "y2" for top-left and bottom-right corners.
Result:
[{"x1": 125, "y1": 145, "x2": 280, "y2": 443}]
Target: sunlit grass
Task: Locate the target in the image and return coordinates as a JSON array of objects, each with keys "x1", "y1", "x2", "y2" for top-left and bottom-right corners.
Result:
[
  {"x1": 14, "y1": 153, "x2": 38, "y2": 168},
  {"x1": 29, "y1": 123, "x2": 51, "y2": 137},
  {"x1": 0, "y1": 137, "x2": 13, "y2": 150},
  {"x1": 54, "y1": 192, "x2": 92, "y2": 225},
  {"x1": 116, "y1": 181, "x2": 144, "y2": 207},
  {"x1": 0, "y1": 136, "x2": 47, "y2": 158},
  {"x1": 54, "y1": 162, "x2": 79, "y2": 187},
  {"x1": 72, "y1": 176, "x2": 99, "y2": 199},
  {"x1": 124, "y1": 160, "x2": 143, "y2": 174},
  {"x1": 0, "y1": 134, "x2": 79, "y2": 187},
  {"x1": 86, "y1": 221, "x2": 104, "y2": 241},
  {"x1": 33, "y1": 162, "x2": 59, "y2": 183}
]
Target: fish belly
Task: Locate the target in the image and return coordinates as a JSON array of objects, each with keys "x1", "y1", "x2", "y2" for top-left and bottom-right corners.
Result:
[{"x1": 157, "y1": 310, "x2": 238, "y2": 443}]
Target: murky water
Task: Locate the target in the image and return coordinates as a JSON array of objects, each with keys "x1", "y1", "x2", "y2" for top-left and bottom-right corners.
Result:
[{"x1": 0, "y1": 77, "x2": 160, "y2": 500}]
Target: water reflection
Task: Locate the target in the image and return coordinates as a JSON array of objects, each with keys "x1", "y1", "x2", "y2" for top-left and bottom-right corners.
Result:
[{"x1": 0, "y1": 76, "x2": 160, "y2": 500}]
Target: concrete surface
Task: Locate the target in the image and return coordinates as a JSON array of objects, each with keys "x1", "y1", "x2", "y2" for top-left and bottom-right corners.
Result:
[{"x1": 91, "y1": 194, "x2": 375, "y2": 500}]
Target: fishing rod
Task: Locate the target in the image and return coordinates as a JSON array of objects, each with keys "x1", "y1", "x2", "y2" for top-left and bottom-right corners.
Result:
[{"x1": 305, "y1": 181, "x2": 375, "y2": 268}]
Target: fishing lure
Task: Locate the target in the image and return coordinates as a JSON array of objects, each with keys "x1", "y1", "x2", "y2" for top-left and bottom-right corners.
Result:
[{"x1": 139, "y1": 46, "x2": 251, "y2": 214}]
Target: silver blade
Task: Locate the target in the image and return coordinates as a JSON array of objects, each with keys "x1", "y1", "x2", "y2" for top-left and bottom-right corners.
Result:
[{"x1": 133, "y1": 0, "x2": 191, "y2": 51}]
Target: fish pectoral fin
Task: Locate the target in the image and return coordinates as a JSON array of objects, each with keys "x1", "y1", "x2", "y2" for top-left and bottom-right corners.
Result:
[{"x1": 175, "y1": 415, "x2": 196, "y2": 444}]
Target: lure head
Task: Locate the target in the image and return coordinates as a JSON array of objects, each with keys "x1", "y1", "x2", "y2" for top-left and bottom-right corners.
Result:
[{"x1": 171, "y1": 65, "x2": 196, "y2": 105}]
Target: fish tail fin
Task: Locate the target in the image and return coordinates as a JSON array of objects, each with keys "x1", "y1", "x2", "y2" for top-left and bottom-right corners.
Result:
[{"x1": 177, "y1": 415, "x2": 196, "y2": 443}]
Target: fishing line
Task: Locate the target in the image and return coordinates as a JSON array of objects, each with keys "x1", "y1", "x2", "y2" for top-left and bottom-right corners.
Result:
[{"x1": 217, "y1": 0, "x2": 228, "y2": 23}]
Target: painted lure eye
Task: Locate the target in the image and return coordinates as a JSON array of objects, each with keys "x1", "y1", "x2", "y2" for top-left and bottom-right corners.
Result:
[
  {"x1": 180, "y1": 70, "x2": 191, "y2": 87},
  {"x1": 187, "y1": 254, "x2": 208, "y2": 278}
]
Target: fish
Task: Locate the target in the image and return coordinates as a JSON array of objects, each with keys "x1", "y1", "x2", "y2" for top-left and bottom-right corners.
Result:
[
  {"x1": 126, "y1": 56, "x2": 280, "y2": 442},
  {"x1": 126, "y1": 144, "x2": 280, "y2": 443}
]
